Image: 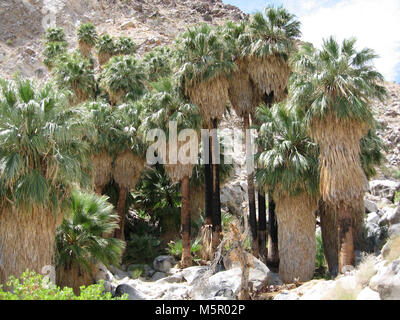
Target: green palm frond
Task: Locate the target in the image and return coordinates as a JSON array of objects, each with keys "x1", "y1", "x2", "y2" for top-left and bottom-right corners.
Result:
[
  {"x1": 100, "y1": 55, "x2": 146, "y2": 104},
  {"x1": 290, "y1": 37, "x2": 387, "y2": 124},
  {"x1": 255, "y1": 102, "x2": 319, "y2": 197},
  {"x1": 138, "y1": 77, "x2": 201, "y2": 137},
  {"x1": 77, "y1": 23, "x2": 98, "y2": 46},
  {"x1": 96, "y1": 34, "x2": 115, "y2": 54},
  {"x1": 143, "y1": 46, "x2": 173, "y2": 82},
  {"x1": 174, "y1": 23, "x2": 236, "y2": 92},
  {"x1": 114, "y1": 37, "x2": 137, "y2": 55},
  {"x1": 45, "y1": 27, "x2": 66, "y2": 43},
  {"x1": 0, "y1": 78, "x2": 90, "y2": 211},
  {"x1": 360, "y1": 126, "x2": 386, "y2": 180},
  {"x1": 43, "y1": 42, "x2": 68, "y2": 68},
  {"x1": 247, "y1": 6, "x2": 301, "y2": 60},
  {"x1": 52, "y1": 51, "x2": 96, "y2": 105},
  {"x1": 55, "y1": 190, "x2": 125, "y2": 272}
]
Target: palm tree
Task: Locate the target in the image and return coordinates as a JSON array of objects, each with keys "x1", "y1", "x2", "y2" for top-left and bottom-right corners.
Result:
[
  {"x1": 43, "y1": 41, "x2": 68, "y2": 70},
  {"x1": 45, "y1": 27, "x2": 66, "y2": 43},
  {"x1": 143, "y1": 46, "x2": 173, "y2": 83},
  {"x1": 174, "y1": 23, "x2": 235, "y2": 252},
  {"x1": 190, "y1": 146, "x2": 234, "y2": 261},
  {"x1": 55, "y1": 190, "x2": 125, "y2": 294},
  {"x1": 0, "y1": 78, "x2": 89, "y2": 285},
  {"x1": 84, "y1": 101, "x2": 116, "y2": 195},
  {"x1": 42, "y1": 27, "x2": 68, "y2": 71},
  {"x1": 222, "y1": 7, "x2": 301, "y2": 256},
  {"x1": 111, "y1": 103, "x2": 147, "y2": 241},
  {"x1": 139, "y1": 78, "x2": 201, "y2": 267},
  {"x1": 256, "y1": 103, "x2": 319, "y2": 283},
  {"x1": 96, "y1": 34, "x2": 115, "y2": 66},
  {"x1": 320, "y1": 126, "x2": 385, "y2": 275},
  {"x1": 77, "y1": 22, "x2": 98, "y2": 58},
  {"x1": 290, "y1": 38, "x2": 387, "y2": 272},
  {"x1": 114, "y1": 36, "x2": 137, "y2": 56},
  {"x1": 52, "y1": 51, "x2": 96, "y2": 106},
  {"x1": 100, "y1": 55, "x2": 146, "y2": 106}
]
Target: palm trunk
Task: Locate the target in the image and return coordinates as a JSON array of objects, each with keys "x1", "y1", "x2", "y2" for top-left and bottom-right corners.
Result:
[
  {"x1": 56, "y1": 262, "x2": 96, "y2": 295},
  {"x1": 258, "y1": 191, "x2": 267, "y2": 263},
  {"x1": 338, "y1": 204, "x2": 355, "y2": 272},
  {"x1": 274, "y1": 191, "x2": 317, "y2": 283},
  {"x1": 204, "y1": 137, "x2": 213, "y2": 226},
  {"x1": 0, "y1": 206, "x2": 63, "y2": 286},
  {"x1": 267, "y1": 195, "x2": 279, "y2": 271},
  {"x1": 95, "y1": 186, "x2": 103, "y2": 195},
  {"x1": 198, "y1": 138, "x2": 214, "y2": 261},
  {"x1": 180, "y1": 176, "x2": 192, "y2": 268},
  {"x1": 244, "y1": 113, "x2": 258, "y2": 257},
  {"x1": 319, "y1": 202, "x2": 339, "y2": 277},
  {"x1": 211, "y1": 119, "x2": 222, "y2": 251},
  {"x1": 115, "y1": 187, "x2": 127, "y2": 241}
]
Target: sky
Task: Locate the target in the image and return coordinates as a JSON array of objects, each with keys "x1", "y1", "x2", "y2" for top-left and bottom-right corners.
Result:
[{"x1": 223, "y1": 0, "x2": 400, "y2": 83}]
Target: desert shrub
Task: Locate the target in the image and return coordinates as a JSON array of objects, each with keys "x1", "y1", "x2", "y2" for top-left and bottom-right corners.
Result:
[
  {"x1": 383, "y1": 236, "x2": 400, "y2": 263},
  {"x1": 356, "y1": 255, "x2": 377, "y2": 287},
  {"x1": 0, "y1": 270, "x2": 127, "y2": 300}
]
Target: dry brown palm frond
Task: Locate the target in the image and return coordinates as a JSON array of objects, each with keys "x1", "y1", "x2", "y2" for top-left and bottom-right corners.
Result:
[
  {"x1": 0, "y1": 205, "x2": 63, "y2": 285},
  {"x1": 247, "y1": 55, "x2": 290, "y2": 104},
  {"x1": 78, "y1": 41, "x2": 93, "y2": 58},
  {"x1": 113, "y1": 151, "x2": 145, "y2": 191},
  {"x1": 108, "y1": 89, "x2": 124, "y2": 107},
  {"x1": 56, "y1": 262, "x2": 97, "y2": 295},
  {"x1": 273, "y1": 188, "x2": 318, "y2": 284},
  {"x1": 164, "y1": 142, "x2": 196, "y2": 183},
  {"x1": 311, "y1": 113, "x2": 369, "y2": 207},
  {"x1": 228, "y1": 68, "x2": 255, "y2": 118},
  {"x1": 190, "y1": 185, "x2": 204, "y2": 222},
  {"x1": 198, "y1": 224, "x2": 213, "y2": 261},
  {"x1": 187, "y1": 75, "x2": 230, "y2": 129},
  {"x1": 98, "y1": 51, "x2": 112, "y2": 66},
  {"x1": 91, "y1": 151, "x2": 113, "y2": 191}
]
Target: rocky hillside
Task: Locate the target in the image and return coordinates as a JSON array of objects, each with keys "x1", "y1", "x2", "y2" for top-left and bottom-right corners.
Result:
[{"x1": 0, "y1": 0, "x2": 246, "y2": 80}]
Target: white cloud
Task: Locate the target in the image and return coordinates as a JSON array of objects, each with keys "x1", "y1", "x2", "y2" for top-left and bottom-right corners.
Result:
[{"x1": 290, "y1": 0, "x2": 400, "y2": 81}]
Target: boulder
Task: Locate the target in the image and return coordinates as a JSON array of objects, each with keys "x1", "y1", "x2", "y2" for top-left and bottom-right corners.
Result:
[
  {"x1": 190, "y1": 260, "x2": 271, "y2": 300},
  {"x1": 389, "y1": 224, "x2": 400, "y2": 237},
  {"x1": 114, "y1": 284, "x2": 147, "y2": 300},
  {"x1": 387, "y1": 206, "x2": 400, "y2": 225},
  {"x1": 367, "y1": 212, "x2": 380, "y2": 225},
  {"x1": 181, "y1": 266, "x2": 209, "y2": 285},
  {"x1": 369, "y1": 259, "x2": 400, "y2": 300},
  {"x1": 365, "y1": 199, "x2": 379, "y2": 213},
  {"x1": 356, "y1": 287, "x2": 380, "y2": 300},
  {"x1": 151, "y1": 272, "x2": 168, "y2": 281},
  {"x1": 120, "y1": 21, "x2": 136, "y2": 30},
  {"x1": 369, "y1": 180, "x2": 400, "y2": 202},
  {"x1": 153, "y1": 255, "x2": 176, "y2": 273}
]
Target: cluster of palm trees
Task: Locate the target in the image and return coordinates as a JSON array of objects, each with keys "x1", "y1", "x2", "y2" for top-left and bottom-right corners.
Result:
[{"x1": 0, "y1": 5, "x2": 387, "y2": 291}]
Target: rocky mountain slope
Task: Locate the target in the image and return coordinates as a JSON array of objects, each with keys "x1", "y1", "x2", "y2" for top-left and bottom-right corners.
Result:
[{"x1": 0, "y1": 0, "x2": 246, "y2": 79}]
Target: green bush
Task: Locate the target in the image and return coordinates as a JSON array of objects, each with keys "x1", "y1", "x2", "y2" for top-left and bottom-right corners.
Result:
[
  {"x1": 0, "y1": 270, "x2": 127, "y2": 300},
  {"x1": 167, "y1": 238, "x2": 202, "y2": 262},
  {"x1": 125, "y1": 234, "x2": 163, "y2": 264}
]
